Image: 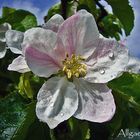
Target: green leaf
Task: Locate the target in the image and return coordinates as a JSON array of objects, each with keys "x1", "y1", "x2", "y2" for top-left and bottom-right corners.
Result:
[
  {"x1": 108, "y1": 72, "x2": 140, "y2": 115},
  {"x1": 0, "y1": 93, "x2": 36, "y2": 140},
  {"x1": 107, "y1": 90, "x2": 140, "y2": 138},
  {"x1": 108, "y1": 73, "x2": 140, "y2": 109},
  {"x1": 66, "y1": 1, "x2": 77, "y2": 17},
  {"x1": 45, "y1": 0, "x2": 96, "y2": 21},
  {"x1": 107, "y1": 73, "x2": 140, "y2": 138},
  {"x1": 106, "y1": 0, "x2": 134, "y2": 36},
  {"x1": 79, "y1": 0, "x2": 96, "y2": 11},
  {"x1": 12, "y1": 102, "x2": 36, "y2": 140},
  {"x1": 45, "y1": 3, "x2": 61, "y2": 22},
  {"x1": 18, "y1": 73, "x2": 34, "y2": 99},
  {"x1": 0, "y1": 7, "x2": 37, "y2": 31},
  {"x1": 25, "y1": 119, "x2": 51, "y2": 140},
  {"x1": 68, "y1": 118, "x2": 90, "y2": 140},
  {"x1": 78, "y1": 0, "x2": 96, "y2": 17},
  {"x1": 2, "y1": 7, "x2": 16, "y2": 17},
  {"x1": 100, "y1": 14, "x2": 122, "y2": 40}
]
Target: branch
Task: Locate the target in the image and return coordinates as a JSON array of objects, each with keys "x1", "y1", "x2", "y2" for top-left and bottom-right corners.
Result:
[
  {"x1": 94, "y1": 0, "x2": 108, "y2": 22},
  {"x1": 61, "y1": 0, "x2": 67, "y2": 19}
]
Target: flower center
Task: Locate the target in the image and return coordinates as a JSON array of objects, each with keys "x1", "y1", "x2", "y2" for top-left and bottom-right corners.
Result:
[{"x1": 62, "y1": 54, "x2": 87, "y2": 79}]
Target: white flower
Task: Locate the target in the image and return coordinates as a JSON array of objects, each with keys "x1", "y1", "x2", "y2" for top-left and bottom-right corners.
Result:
[
  {"x1": 0, "y1": 23, "x2": 11, "y2": 58},
  {"x1": 22, "y1": 10, "x2": 129, "y2": 129},
  {"x1": 6, "y1": 14, "x2": 64, "y2": 73}
]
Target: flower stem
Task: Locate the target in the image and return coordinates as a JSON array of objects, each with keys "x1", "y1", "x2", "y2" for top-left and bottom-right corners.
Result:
[{"x1": 61, "y1": 0, "x2": 67, "y2": 19}]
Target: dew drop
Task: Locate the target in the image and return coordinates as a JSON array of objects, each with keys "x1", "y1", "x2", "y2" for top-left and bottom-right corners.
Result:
[
  {"x1": 60, "y1": 112, "x2": 64, "y2": 116},
  {"x1": 50, "y1": 102, "x2": 54, "y2": 107},
  {"x1": 94, "y1": 79, "x2": 98, "y2": 83},
  {"x1": 13, "y1": 37, "x2": 18, "y2": 42},
  {"x1": 112, "y1": 74, "x2": 117, "y2": 78},
  {"x1": 47, "y1": 96, "x2": 52, "y2": 102},
  {"x1": 109, "y1": 52, "x2": 114, "y2": 58},
  {"x1": 111, "y1": 75, "x2": 113, "y2": 78},
  {"x1": 99, "y1": 69, "x2": 105, "y2": 74}
]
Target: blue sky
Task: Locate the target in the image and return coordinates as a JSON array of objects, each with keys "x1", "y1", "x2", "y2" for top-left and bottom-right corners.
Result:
[
  {"x1": 0, "y1": 0, "x2": 59, "y2": 11},
  {"x1": 0, "y1": 0, "x2": 140, "y2": 58}
]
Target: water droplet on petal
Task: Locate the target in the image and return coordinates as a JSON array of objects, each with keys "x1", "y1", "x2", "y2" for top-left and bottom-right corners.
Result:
[
  {"x1": 109, "y1": 52, "x2": 114, "y2": 59},
  {"x1": 113, "y1": 74, "x2": 117, "y2": 78},
  {"x1": 50, "y1": 102, "x2": 54, "y2": 107},
  {"x1": 94, "y1": 79, "x2": 98, "y2": 83},
  {"x1": 111, "y1": 75, "x2": 113, "y2": 78},
  {"x1": 99, "y1": 69, "x2": 105, "y2": 74},
  {"x1": 60, "y1": 112, "x2": 64, "y2": 116},
  {"x1": 47, "y1": 96, "x2": 52, "y2": 102}
]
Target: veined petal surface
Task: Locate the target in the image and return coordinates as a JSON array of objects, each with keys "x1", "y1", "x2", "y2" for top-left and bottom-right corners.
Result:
[{"x1": 36, "y1": 77, "x2": 78, "y2": 129}]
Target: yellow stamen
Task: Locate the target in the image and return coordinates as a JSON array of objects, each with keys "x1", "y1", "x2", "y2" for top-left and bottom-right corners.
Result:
[
  {"x1": 67, "y1": 70, "x2": 72, "y2": 79},
  {"x1": 62, "y1": 54, "x2": 87, "y2": 79}
]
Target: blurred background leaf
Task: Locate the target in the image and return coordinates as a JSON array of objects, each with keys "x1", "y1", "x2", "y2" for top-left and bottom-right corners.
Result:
[
  {"x1": 0, "y1": 93, "x2": 35, "y2": 140},
  {"x1": 18, "y1": 73, "x2": 34, "y2": 100},
  {"x1": 0, "y1": 7, "x2": 37, "y2": 31},
  {"x1": 106, "y1": 0, "x2": 134, "y2": 36},
  {"x1": 107, "y1": 73, "x2": 140, "y2": 138}
]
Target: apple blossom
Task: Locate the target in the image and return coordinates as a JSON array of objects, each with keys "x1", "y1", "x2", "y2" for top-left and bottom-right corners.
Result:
[
  {"x1": 23, "y1": 10, "x2": 129, "y2": 128},
  {"x1": 6, "y1": 14, "x2": 64, "y2": 73}
]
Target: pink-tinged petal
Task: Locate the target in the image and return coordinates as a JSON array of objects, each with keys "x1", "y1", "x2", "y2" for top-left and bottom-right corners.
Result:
[
  {"x1": 8, "y1": 55, "x2": 30, "y2": 73},
  {"x1": 73, "y1": 78, "x2": 116, "y2": 122},
  {"x1": 43, "y1": 14, "x2": 64, "y2": 32},
  {"x1": 25, "y1": 46, "x2": 61, "y2": 78},
  {"x1": 57, "y1": 9, "x2": 99, "y2": 58},
  {"x1": 85, "y1": 37, "x2": 129, "y2": 83},
  {"x1": 23, "y1": 28, "x2": 57, "y2": 54},
  {"x1": 125, "y1": 56, "x2": 140, "y2": 74},
  {"x1": 36, "y1": 77, "x2": 78, "y2": 129},
  {"x1": 53, "y1": 37, "x2": 67, "y2": 61}
]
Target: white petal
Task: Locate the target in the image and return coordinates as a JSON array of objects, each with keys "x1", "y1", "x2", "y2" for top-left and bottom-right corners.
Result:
[
  {"x1": 8, "y1": 55, "x2": 30, "y2": 73},
  {"x1": 0, "y1": 41, "x2": 6, "y2": 58},
  {"x1": 73, "y1": 78, "x2": 116, "y2": 122},
  {"x1": 23, "y1": 27, "x2": 57, "y2": 54},
  {"x1": 57, "y1": 9, "x2": 99, "y2": 58},
  {"x1": 43, "y1": 14, "x2": 64, "y2": 32},
  {"x1": 5, "y1": 30, "x2": 23, "y2": 54},
  {"x1": 0, "y1": 23, "x2": 11, "y2": 42},
  {"x1": 85, "y1": 37, "x2": 129, "y2": 83},
  {"x1": 25, "y1": 46, "x2": 61, "y2": 78},
  {"x1": 125, "y1": 56, "x2": 140, "y2": 74},
  {"x1": 36, "y1": 77, "x2": 78, "y2": 129}
]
